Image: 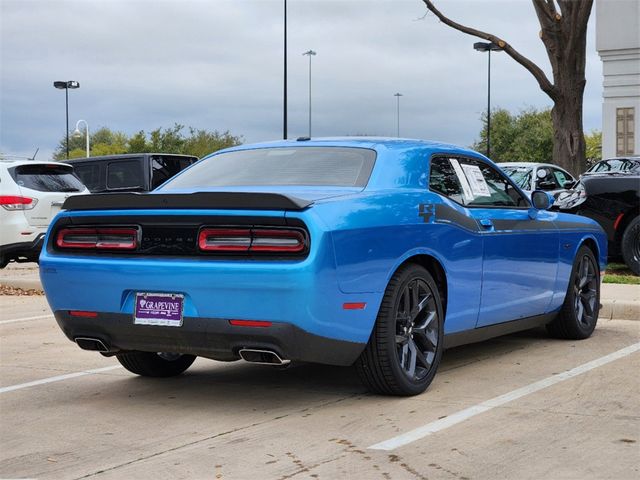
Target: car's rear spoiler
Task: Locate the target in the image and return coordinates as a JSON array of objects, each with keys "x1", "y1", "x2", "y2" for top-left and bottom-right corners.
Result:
[{"x1": 62, "y1": 192, "x2": 313, "y2": 211}]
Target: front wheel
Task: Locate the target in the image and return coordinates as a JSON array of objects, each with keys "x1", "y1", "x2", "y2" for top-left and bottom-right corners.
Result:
[
  {"x1": 116, "y1": 351, "x2": 196, "y2": 377},
  {"x1": 547, "y1": 246, "x2": 600, "y2": 340},
  {"x1": 355, "y1": 264, "x2": 444, "y2": 396},
  {"x1": 621, "y1": 216, "x2": 640, "y2": 276}
]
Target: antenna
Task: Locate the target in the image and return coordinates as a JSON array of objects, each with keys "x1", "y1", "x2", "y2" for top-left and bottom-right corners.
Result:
[{"x1": 31, "y1": 148, "x2": 39, "y2": 160}]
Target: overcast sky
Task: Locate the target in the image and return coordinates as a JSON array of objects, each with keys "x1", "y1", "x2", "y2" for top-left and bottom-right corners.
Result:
[{"x1": 1, "y1": 0, "x2": 602, "y2": 160}]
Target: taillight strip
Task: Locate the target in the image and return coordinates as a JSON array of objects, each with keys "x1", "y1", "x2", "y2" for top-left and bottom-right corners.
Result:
[
  {"x1": 198, "y1": 227, "x2": 307, "y2": 254},
  {"x1": 56, "y1": 227, "x2": 138, "y2": 250}
]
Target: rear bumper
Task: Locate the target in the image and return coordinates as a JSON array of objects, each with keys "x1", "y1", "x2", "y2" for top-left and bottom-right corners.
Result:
[
  {"x1": 54, "y1": 311, "x2": 365, "y2": 366},
  {"x1": 0, "y1": 234, "x2": 45, "y2": 263}
]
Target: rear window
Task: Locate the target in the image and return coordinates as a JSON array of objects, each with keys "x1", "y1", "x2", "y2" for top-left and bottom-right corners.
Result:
[
  {"x1": 161, "y1": 147, "x2": 376, "y2": 189},
  {"x1": 107, "y1": 160, "x2": 144, "y2": 190},
  {"x1": 151, "y1": 155, "x2": 197, "y2": 189},
  {"x1": 74, "y1": 163, "x2": 102, "y2": 191},
  {"x1": 9, "y1": 164, "x2": 85, "y2": 192}
]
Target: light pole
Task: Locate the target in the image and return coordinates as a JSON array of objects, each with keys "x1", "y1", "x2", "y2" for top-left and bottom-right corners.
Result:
[
  {"x1": 302, "y1": 50, "x2": 316, "y2": 137},
  {"x1": 394, "y1": 93, "x2": 403, "y2": 138},
  {"x1": 283, "y1": 0, "x2": 288, "y2": 139},
  {"x1": 53, "y1": 80, "x2": 80, "y2": 160},
  {"x1": 473, "y1": 42, "x2": 502, "y2": 158},
  {"x1": 73, "y1": 120, "x2": 90, "y2": 157}
]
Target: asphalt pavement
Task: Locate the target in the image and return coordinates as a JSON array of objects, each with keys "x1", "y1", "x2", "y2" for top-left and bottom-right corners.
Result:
[{"x1": 0, "y1": 267, "x2": 639, "y2": 479}]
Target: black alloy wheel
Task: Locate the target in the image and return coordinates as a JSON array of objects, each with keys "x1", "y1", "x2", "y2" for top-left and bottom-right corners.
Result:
[
  {"x1": 356, "y1": 264, "x2": 444, "y2": 396},
  {"x1": 395, "y1": 278, "x2": 440, "y2": 382},
  {"x1": 621, "y1": 216, "x2": 640, "y2": 276},
  {"x1": 547, "y1": 245, "x2": 600, "y2": 340}
]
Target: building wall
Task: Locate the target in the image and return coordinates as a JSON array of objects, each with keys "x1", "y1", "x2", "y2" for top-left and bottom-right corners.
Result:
[{"x1": 596, "y1": 0, "x2": 640, "y2": 159}]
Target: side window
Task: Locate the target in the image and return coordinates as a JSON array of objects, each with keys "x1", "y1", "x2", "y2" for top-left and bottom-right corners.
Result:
[
  {"x1": 551, "y1": 169, "x2": 570, "y2": 188},
  {"x1": 431, "y1": 157, "x2": 528, "y2": 208},
  {"x1": 74, "y1": 164, "x2": 101, "y2": 191},
  {"x1": 429, "y1": 157, "x2": 465, "y2": 204},
  {"x1": 107, "y1": 160, "x2": 144, "y2": 190}
]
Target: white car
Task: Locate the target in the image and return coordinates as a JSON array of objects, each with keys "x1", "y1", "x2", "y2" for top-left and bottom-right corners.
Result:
[
  {"x1": 500, "y1": 162, "x2": 577, "y2": 199},
  {"x1": 0, "y1": 159, "x2": 89, "y2": 268}
]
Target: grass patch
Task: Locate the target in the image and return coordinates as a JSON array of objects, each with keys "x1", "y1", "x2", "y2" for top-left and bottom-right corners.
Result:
[{"x1": 603, "y1": 262, "x2": 639, "y2": 285}]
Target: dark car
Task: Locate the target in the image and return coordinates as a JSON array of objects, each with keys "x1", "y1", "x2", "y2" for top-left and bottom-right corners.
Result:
[
  {"x1": 559, "y1": 158, "x2": 639, "y2": 274},
  {"x1": 66, "y1": 153, "x2": 198, "y2": 193}
]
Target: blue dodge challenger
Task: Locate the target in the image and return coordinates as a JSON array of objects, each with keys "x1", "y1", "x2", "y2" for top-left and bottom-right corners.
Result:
[{"x1": 40, "y1": 138, "x2": 606, "y2": 396}]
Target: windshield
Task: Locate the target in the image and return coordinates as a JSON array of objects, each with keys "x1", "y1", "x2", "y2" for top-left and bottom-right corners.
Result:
[
  {"x1": 9, "y1": 164, "x2": 85, "y2": 192},
  {"x1": 501, "y1": 166, "x2": 532, "y2": 190},
  {"x1": 161, "y1": 147, "x2": 376, "y2": 189},
  {"x1": 587, "y1": 158, "x2": 640, "y2": 173}
]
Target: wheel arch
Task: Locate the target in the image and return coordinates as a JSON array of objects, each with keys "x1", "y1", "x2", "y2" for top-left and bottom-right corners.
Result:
[{"x1": 389, "y1": 253, "x2": 448, "y2": 321}]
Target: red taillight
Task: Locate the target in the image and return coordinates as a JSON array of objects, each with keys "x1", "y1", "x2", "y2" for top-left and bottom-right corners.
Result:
[
  {"x1": 613, "y1": 213, "x2": 624, "y2": 231},
  {"x1": 0, "y1": 195, "x2": 36, "y2": 211},
  {"x1": 343, "y1": 302, "x2": 367, "y2": 310},
  {"x1": 198, "y1": 227, "x2": 306, "y2": 254},
  {"x1": 229, "y1": 319, "x2": 273, "y2": 328},
  {"x1": 198, "y1": 228, "x2": 251, "y2": 251},
  {"x1": 56, "y1": 227, "x2": 138, "y2": 250}
]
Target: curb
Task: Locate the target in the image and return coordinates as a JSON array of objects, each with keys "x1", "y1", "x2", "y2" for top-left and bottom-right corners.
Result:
[{"x1": 1, "y1": 278, "x2": 638, "y2": 321}]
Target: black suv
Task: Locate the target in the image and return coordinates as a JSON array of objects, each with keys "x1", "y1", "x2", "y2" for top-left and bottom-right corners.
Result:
[
  {"x1": 559, "y1": 157, "x2": 640, "y2": 274},
  {"x1": 66, "y1": 153, "x2": 198, "y2": 193}
]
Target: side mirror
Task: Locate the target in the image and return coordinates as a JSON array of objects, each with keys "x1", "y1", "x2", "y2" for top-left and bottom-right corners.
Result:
[
  {"x1": 563, "y1": 180, "x2": 576, "y2": 189},
  {"x1": 531, "y1": 190, "x2": 554, "y2": 210}
]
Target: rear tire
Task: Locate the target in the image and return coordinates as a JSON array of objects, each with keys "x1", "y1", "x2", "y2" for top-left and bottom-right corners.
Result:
[
  {"x1": 547, "y1": 246, "x2": 600, "y2": 340},
  {"x1": 117, "y1": 351, "x2": 196, "y2": 377},
  {"x1": 355, "y1": 264, "x2": 444, "y2": 396},
  {"x1": 621, "y1": 216, "x2": 640, "y2": 276}
]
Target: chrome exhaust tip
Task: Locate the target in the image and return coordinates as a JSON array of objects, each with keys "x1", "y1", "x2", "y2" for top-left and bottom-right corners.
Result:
[
  {"x1": 238, "y1": 348, "x2": 290, "y2": 366},
  {"x1": 75, "y1": 337, "x2": 110, "y2": 352}
]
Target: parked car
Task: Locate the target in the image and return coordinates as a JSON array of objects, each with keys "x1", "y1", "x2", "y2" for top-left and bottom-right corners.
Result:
[
  {"x1": 558, "y1": 158, "x2": 639, "y2": 275},
  {"x1": 0, "y1": 159, "x2": 89, "y2": 268},
  {"x1": 41, "y1": 138, "x2": 606, "y2": 396},
  {"x1": 582, "y1": 156, "x2": 640, "y2": 176},
  {"x1": 66, "y1": 153, "x2": 198, "y2": 193},
  {"x1": 500, "y1": 162, "x2": 577, "y2": 200}
]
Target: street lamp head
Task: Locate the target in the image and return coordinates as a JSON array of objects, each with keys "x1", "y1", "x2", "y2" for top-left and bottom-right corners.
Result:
[
  {"x1": 303, "y1": 50, "x2": 316, "y2": 56},
  {"x1": 53, "y1": 80, "x2": 80, "y2": 89},
  {"x1": 72, "y1": 128, "x2": 82, "y2": 139},
  {"x1": 473, "y1": 41, "x2": 502, "y2": 52},
  {"x1": 394, "y1": 92, "x2": 403, "y2": 97}
]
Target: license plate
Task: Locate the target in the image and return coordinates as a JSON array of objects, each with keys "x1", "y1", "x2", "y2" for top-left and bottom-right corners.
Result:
[{"x1": 134, "y1": 293, "x2": 184, "y2": 327}]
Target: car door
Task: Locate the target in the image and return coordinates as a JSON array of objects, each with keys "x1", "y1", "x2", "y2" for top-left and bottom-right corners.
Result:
[{"x1": 446, "y1": 157, "x2": 560, "y2": 326}]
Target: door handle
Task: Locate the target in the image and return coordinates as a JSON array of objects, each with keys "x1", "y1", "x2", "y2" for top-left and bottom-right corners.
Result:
[{"x1": 479, "y1": 218, "x2": 494, "y2": 229}]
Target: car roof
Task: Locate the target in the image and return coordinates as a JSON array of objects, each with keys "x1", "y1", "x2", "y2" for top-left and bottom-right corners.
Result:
[
  {"x1": 65, "y1": 153, "x2": 197, "y2": 163},
  {"x1": 207, "y1": 137, "x2": 482, "y2": 158},
  {"x1": 0, "y1": 159, "x2": 73, "y2": 168}
]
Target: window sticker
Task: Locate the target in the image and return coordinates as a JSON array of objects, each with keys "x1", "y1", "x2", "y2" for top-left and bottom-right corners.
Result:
[
  {"x1": 449, "y1": 159, "x2": 474, "y2": 203},
  {"x1": 461, "y1": 164, "x2": 491, "y2": 197}
]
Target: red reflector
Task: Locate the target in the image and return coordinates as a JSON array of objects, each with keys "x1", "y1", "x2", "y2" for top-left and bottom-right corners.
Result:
[
  {"x1": 343, "y1": 302, "x2": 367, "y2": 310},
  {"x1": 69, "y1": 310, "x2": 98, "y2": 318},
  {"x1": 229, "y1": 319, "x2": 273, "y2": 328},
  {"x1": 0, "y1": 195, "x2": 33, "y2": 205},
  {"x1": 613, "y1": 213, "x2": 624, "y2": 231}
]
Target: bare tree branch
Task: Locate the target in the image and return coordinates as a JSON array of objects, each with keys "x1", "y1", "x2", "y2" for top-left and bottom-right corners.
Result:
[{"x1": 421, "y1": 0, "x2": 558, "y2": 100}]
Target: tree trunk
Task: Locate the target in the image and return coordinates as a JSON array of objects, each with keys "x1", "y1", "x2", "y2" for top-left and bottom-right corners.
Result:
[{"x1": 552, "y1": 94, "x2": 586, "y2": 177}]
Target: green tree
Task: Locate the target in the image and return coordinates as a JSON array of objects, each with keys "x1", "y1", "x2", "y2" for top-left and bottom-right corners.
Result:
[
  {"x1": 473, "y1": 107, "x2": 554, "y2": 163},
  {"x1": 422, "y1": 0, "x2": 594, "y2": 175},
  {"x1": 584, "y1": 130, "x2": 602, "y2": 168}
]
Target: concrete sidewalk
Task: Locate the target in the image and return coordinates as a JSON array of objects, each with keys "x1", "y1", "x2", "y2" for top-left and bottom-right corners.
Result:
[{"x1": 1, "y1": 263, "x2": 638, "y2": 320}]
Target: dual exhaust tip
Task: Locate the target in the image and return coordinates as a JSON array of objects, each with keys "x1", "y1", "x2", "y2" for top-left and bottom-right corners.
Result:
[{"x1": 75, "y1": 338, "x2": 290, "y2": 366}]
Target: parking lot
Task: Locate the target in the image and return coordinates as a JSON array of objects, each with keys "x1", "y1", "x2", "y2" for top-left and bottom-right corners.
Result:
[{"x1": 1, "y1": 293, "x2": 638, "y2": 480}]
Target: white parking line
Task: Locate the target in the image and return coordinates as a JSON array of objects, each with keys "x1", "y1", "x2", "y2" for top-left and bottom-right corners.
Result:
[
  {"x1": 0, "y1": 365, "x2": 122, "y2": 394},
  {"x1": 369, "y1": 341, "x2": 640, "y2": 451},
  {"x1": 0, "y1": 314, "x2": 53, "y2": 325}
]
